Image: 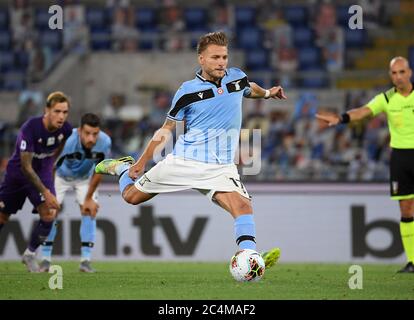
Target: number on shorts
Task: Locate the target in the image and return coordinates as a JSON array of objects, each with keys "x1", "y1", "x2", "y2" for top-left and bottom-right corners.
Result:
[{"x1": 230, "y1": 178, "x2": 247, "y2": 195}]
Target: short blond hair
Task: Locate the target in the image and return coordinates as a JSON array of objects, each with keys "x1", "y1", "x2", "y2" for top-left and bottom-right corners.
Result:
[
  {"x1": 197, "y1": 31, "x2": 228, "y2": 54},
  {"x1": 46, "y1": 91, "x2": 70, "y2": 108}
]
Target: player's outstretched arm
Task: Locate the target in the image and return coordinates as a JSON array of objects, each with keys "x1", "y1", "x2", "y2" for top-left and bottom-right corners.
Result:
[
  {"x1": 21, "y1": 151, "x2": 60, "y2": 210},
  {"x1": 247, "y1": 82, "x2": 287, "y2": 100},
  {"x1": 129, "y1": 119, "x2": 177, "y2": 179},
  {"x1": 315, "y1": 106, "x2": 373, "y2": 127}
]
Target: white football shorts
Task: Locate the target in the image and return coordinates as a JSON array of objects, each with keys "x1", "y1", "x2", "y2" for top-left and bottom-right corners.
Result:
[
  {"x1": 134, "y1": 154, "x2": 250, "y2": 202},
  {"x1": 55, "y1": 175, "x2": 98, "y2": 206}
]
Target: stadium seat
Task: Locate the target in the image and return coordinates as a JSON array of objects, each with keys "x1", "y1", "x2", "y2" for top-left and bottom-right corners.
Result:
[
  {"x1": 135, "y1": 8, "x2": 157, "y2": 31},
  {"x1": 293, "y1": 27, "x2": 313, "y2": 48},
  {"x1": 86, "y1": 8, "x2": 107, "y2": 29},
  {"x1": 90, "y1": 28, "x2": 111, "y2": 50},
  {"x1": 237, "y1": 28, "x2": 262, "y2": 49},
  {"x1": 0, "y1": 31, "x2": 11, "y2": 50},
  {"x1": 336, "y1": 5, "x2": 351, "y2": 27},
  {"x1": 138, "y1": 31, "x2": 157, "y2": 50},
  {"x1": 298, "y1": 46, "x2": 321, "y2": 70},
  {"x1": 235, "y1": 6, "x2": 257, "y2": 29},
  {"x1": 284, "y1": 6, "x2": 308, "y2": 27},
  {"x1": 0, "y1": 51, "x2": 14, "y2": 72},
  {"x1": 184, "y1": 8, "x2": 207, "y2": 31},
  {"x1": 409, "y1": 46, "x2": 414, "y2": 68},
  {"x1": 189, "y1": 29, "x2": 209, "y2": 49},
  {"x1": 0, "y1": 9, "x2": 8, "y2": 30},
  {"x1": 35, "y1": 8, "x2": 51, "y2": 31},
  {"x1": 40, "y1": 31, "x2": 62, "y2": 51},
  {"x1": 3, "y1": 71, "x2": 25, "y2": 91},
  {"x1": 14, "y1": 51, "x2": 30, "y2": 71},
  {"x1": 245, "y1": 49, "x2": 269, "y2": 71},
  {"x1": 301, "y1": 74, "x2": 329, "y2": 88},
  {"x1": 344, "y1": 28, "x2": 366, "y2": 48}
]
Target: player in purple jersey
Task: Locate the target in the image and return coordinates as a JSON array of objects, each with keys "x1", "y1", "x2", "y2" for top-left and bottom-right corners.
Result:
[{"x1": 0, "y1": 91, "x2": 72, "y2": 272}]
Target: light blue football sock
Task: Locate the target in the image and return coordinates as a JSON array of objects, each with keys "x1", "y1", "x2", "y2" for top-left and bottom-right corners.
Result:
[
  {"x1": 80, "y1": 216, "x2": 96, "y2": 261},
  {"x1": 234, "y1": 214, "x2": 256, "y2": 250},
  {"x1": 42, "y1": 220, "x2": 58, "y2": 261},
  {"x1": 115, "y1": 164, "x2": 131, "y2": 176},
  {"x1": 119, "y1": 170, "x2": 135, "y2": 194}
]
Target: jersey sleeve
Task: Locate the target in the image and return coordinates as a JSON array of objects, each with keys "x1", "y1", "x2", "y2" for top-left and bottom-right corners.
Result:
[
  {"x1": 103, "y1": 136, "x2": 112, "y2": 158},
  {"x1": 167, "y1": 86, "x2": 188, "y2": 121},
  {"x1": 366, "y1": 93, "x2": 386, "y2": 116},
  {"x1": 230, "y1": 68, "x2": 251, "y2": 97},
  {"x1": 240, "y1": 71, "x2": 251, "y2": 97},
  {"x1": 19, "y1": 120, "x2": 36, "y2": 153},
  {"x1": 243, "y1": 81, "x2": 252, "y2": 97}
]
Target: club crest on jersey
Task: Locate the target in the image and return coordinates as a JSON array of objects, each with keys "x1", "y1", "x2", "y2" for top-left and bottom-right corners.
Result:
[
  {"x1": 232, "y1": 80, "x2": 241, "y2": 91},
  {"x1": 38, "y1": 138, "x2": 42, "y2": 144},
  {"x1": 217, "y1": 88, "x2": 224, "y2": 94},
  {"x1": 58, "y1": 134, "x2": 64, "y2": 142},
  {"x1": 47, "y1": 137, "x2": 55, "y2": 146},
  {"x1": 20, "y1": 140, "x2": 27, "y2": 150}
]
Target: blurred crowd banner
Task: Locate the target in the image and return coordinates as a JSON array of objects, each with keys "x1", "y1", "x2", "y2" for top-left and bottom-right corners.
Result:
[{"x1": 0, "y1": 183, "x2": 405, "y2": 263}]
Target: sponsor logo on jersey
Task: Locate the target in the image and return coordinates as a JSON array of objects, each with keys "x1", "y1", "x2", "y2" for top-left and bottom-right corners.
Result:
[{"x1": 47, "y1": 137, "x2": 56, "y2": 146}]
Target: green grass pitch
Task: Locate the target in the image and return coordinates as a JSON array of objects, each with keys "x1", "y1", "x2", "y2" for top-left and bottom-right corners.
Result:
[{"x1": 0, "y1": 261, "x2": 413, "y2": 300}]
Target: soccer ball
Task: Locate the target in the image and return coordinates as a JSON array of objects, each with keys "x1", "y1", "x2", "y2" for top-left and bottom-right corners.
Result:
[{"x1": 229, "y1": 249, "x2": 265, "y2": 282}]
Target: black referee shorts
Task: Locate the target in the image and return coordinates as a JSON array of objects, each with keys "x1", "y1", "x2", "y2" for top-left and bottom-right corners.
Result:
[{"x1": 390, "y1": 148, "x2": 414, "y2": 200}]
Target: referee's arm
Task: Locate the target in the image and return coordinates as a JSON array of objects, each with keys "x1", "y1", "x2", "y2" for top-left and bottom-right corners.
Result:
[{"x1": 316, "y1": 105, "x2": 373, "y2": 127}]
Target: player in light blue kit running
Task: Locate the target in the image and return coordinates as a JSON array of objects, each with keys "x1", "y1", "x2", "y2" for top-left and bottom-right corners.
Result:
[
  {"x1": 39, "y1": 113, "x2": 115, "y2": 273},
  {"x1": 96, "y1": 32, "x2": 285, "y2": 269}
]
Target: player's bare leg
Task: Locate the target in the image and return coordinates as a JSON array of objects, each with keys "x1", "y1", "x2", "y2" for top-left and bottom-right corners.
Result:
[{"x1": 122, "y1": 185, "x2": 154, "y2": 205}]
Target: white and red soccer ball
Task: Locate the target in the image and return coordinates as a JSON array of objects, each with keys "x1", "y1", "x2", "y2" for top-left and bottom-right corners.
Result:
[{"x1": 229, "y1": 249, "x2": 265, "y2": 282}]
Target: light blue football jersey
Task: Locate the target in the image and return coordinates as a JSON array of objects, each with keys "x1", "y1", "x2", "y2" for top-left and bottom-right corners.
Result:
[
  {"x1": 56, "y1": 129, "x2": 111, "y2": 180},
  {"x1": 167, "y1": 67, "x2": 252, "y2": 164}
]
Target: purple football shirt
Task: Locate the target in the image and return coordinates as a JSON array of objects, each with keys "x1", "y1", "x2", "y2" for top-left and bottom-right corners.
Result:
[{"x1": 6, "y1": 116, "x2": 72, "y2": 182}]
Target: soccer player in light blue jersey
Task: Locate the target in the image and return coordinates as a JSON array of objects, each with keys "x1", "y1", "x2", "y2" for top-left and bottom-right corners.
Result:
[
  {"x1": 39, "y1": 113, "x2": 114, "y2": 273},
  {"x1": 96, "y1": 32, "x2": 286, "y2": 269}
]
